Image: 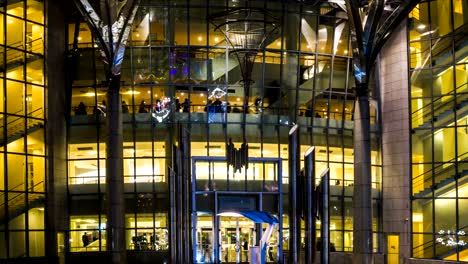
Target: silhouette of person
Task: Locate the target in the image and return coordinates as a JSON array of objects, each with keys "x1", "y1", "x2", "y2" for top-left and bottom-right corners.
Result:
[
  {"x1": 76, "y1": 102, "x2": 87, "y2": 115},
  {"x1": 82, "y1": 232, "x2": 89, "y2": 247},
  {"x1": 182, "y1": 98, "x2": 190, "y2": 112},
  {"x1": 243, "y1": 239, "x2": 249, "y2": 262},
  {"x1": 212, "y1": 98, "x2": 222, "y2": 113},
  {"x1": 138, "y1": 100, "x2": 147, "y2": 113},
  {"x1": 175, "y1": 98, "x2": 181, "y2": 112},
  {"x1": 122, "y1": 101, "x2": 129, "y2": 113}
]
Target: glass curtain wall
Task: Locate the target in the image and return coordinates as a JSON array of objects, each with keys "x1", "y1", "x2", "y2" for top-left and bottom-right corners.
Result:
[
  {"x1": 410, "y1": 0, "x2": 468, "y2": 262},
  {"x1": 0, "y1": 0, "x2": 46, "y2": 259},
  {"x1": 67, "y1": 0, "x2": 382, "y2": 256}
]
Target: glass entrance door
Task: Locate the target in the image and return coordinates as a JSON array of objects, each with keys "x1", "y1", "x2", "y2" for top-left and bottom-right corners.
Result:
[
  {"x1": 192, "y1": 157, "x2": 283, "y2": 264},
  {"x1": 219, "y1": 216, "x2": 254, "y2": 263}
]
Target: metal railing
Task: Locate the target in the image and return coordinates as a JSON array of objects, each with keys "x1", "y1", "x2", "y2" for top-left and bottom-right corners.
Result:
[
  {"x1": 0, "y1": 108, "x2": 44, "y2": 144},
  {"x1": 69, "y1": 174, "x2": 166, "y2": 185},
  {"x1": 411, "y1": 83, "x2": 468, "y2": 129},
  {"x1": 413, "y1": 225, "x2": 468, "y2": 259},
  {"x1": 413, "y1": 151, "x2": 468, "y2": 196},
  {"x1": 0, "y1": 38, "x2": 43, "y2": 68}
]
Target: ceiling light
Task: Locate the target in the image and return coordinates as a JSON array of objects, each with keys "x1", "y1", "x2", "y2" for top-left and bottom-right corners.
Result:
[{"x1": 417, "y1": 24, "x2": 426, "y2": 30}]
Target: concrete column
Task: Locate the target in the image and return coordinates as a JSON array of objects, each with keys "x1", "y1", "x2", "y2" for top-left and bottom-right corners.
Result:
[
  {"x1": 45, "y1": 0, "x2": 68, "y2": 263},
  {"x1": 353, "y1": 88, "x2": 373, "y2": 264},
  {"x1": 106, "y1": 83, "x2": 125, "y2": 264},
  {"x1": 379, "y1": 21, "x2": 411, "y2": 263}
]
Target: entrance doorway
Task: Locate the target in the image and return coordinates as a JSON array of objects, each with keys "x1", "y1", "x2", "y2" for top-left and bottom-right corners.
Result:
[{"x1": 192, "y1": 157, "x2": 283, "y2": 264}]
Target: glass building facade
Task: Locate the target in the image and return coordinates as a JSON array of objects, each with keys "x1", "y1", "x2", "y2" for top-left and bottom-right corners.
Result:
[
  {"x1": 0, "y1": 0, "x2": 45, "y2": 258},
  {"x1": 66, "y1": 0, "x2": 381, "y2": 262},
  {"x1": 409, "y1": 0, "x2": 468, "y2": 262},
  {"x1": 0, "y1": 0, "x2": 466, "y2": 263}
]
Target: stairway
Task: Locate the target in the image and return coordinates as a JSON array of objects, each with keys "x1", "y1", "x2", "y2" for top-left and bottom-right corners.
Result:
[
  {"x1": 413, "y1": 226, "x2": 468, "y2": 260},
  {"x1": 0, "y1": 38, "x2": 43, "y2": 72},
  {"x1": 412, "y1": 85, "x2": 468, "y2": 131},
  {"x1": 0, "y1": 181, "x2": 45, "y2": 225},
  {"x1": 0, "y1": 108, "x2": 44, "y2": 147},
  {"x1": 413, "y1": 152, "x2": 468, "y2": 198}
]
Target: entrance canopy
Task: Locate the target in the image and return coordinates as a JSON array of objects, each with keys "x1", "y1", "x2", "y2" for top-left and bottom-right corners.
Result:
[{"x1": 217, "y1": 210, "x2": 279, "y2": 225}]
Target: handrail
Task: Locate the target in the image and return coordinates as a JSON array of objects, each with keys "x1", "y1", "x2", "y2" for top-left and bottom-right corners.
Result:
[
  {"x1": 412, "y1": 83, "x2": 468, "y2": 125},
  {"x1": 0, "y1": 180, "x2": 45, "y2": 208},
  {"x1": 0, "y1": 38, "x2": 43, "y2": 66},
  {"x1": 413, "y1": 151, "x2": 468, "y2": 183},
  {"x1": 413, "y1": 224, "x2": 468, "y2": 255},
  {"x1": 0, "y1": 107, "x2": 43, "y2": 130}
]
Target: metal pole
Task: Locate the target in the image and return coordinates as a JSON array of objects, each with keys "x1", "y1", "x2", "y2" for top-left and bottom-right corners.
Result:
[
  {"x1": 182, "y1": 128, "x2": 192, "y2": 262},
  {"x1": 304, "y1": 147, "x2": 316, "y2": 264},
  {"x1": 106, "y1": 85, "x2": 125, "y2": 264},
  {"x1": 288, "y1": 124, "x2": 300, "y2": 263},
  {"x1": 321, "y1": 168, "x2": 330, "y2": 264}
]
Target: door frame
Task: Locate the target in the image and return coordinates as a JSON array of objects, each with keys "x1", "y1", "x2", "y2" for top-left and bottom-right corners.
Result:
[{"x1": 191, "y1": 156, "x2": 283, "y2": 263}]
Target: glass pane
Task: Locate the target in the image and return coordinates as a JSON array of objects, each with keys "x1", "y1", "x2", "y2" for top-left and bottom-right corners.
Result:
[
  {"x1": 27, "y1": 22, "x2": 43, "y2": 54},
  {"x1": 27, "y1": 0, "x2": 44, "y2": 24},
  {"x1": 9, "y1": 231, "x2": 26, "y2": 258},
  {"x1": 453, "y1": 0, "x2": 468, "y2": 30},
  {"x1": 317, "y1": 17, "x2": 333, "y2": 54},
  {"x1": 0, "y1": 232, "x2": 6, "y2": 258},
  {"x1": 189, "y1": 7, "x2": 206, "y2": 46},
  {"x1": 430, "y1": 0, "x2": 452, "y2": 37},
  {"x1": 8, "y1": 154, "x2": 26, "y2": 190},
  {"x1": 300, "y1": 14, "x2": 317, "y2": 53},
  {"x1": 0, "y1": 14, "x2": 4, "y2": 44},
  {"x1": 28, "y1": 156, "x2": 45, "y2": 191},
  {"x1": 29, "y1": 231, "x2": 45, "y2": 257},
  {"x1": 150, "y1": 7, "x2": 168, "y2": 45},
  {"x1": 28, "y1": 207, "x2": 44, "y2": 229},
  {"x1": 174, "y1": 8, "x2": 188, "y2": 45},
  {"x1": 433, "y1": 127, "x2": 455, "y2": 162},
  {"x1": 7, "y1": 15, "x2": 24, "y2": 47},
  {"x1": 435, "y1": 199, "x2": 456, "y2": 231},
  {"x1": 413, "y1": 199, "x2": 433, "y2": 233}
]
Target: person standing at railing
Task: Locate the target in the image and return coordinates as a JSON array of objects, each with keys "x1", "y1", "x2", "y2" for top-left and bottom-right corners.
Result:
[
  {"x1": 138, "y1": 100, "x2": 148, "y2": 113},
  {"x1": 182, "y1": 98, "x2": 190, "y2": 113},
  {"x1": 76, "y1": 102, "x2": 87, "y2": 115}
]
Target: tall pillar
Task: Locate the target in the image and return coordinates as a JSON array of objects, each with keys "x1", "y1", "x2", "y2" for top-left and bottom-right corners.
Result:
[
  {"x1": 304, "y1": 147, "x2": 316, "y2": 264},
  {"x1": 353, "y1": 87, "x2": 373, "y2": 264},
  {"x1": 106, "y1": 84, "x2": 125, "y2": 264},
  {"x1": 46, "y1": 0, "x2": 68, "y2": 263},
  {"x1": 288, "y1": 125, "x2": 300, "y2": 263},
  {"x1": 380, "y1": 21, "x2": 411, "y2": 263}
]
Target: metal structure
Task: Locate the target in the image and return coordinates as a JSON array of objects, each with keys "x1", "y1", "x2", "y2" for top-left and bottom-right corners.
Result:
[
  {"x1": 341, "y1": 1, "x2": 421, "y2": 263},
  {"x1": 288, "y1": 124, "x2": 301, "y2": 263},
  {"x1": 209, "y1": 4, "x2": 279, "y2": 139},
  {"x1": 73, "y1": 1, "x2": 141, "y2": 263},
  {"x1": 304, "y1": 147, "x2": 316, "y2": 264},
  {"x1": 320, "y1": 168, "x2": 330, "y2": 264}
]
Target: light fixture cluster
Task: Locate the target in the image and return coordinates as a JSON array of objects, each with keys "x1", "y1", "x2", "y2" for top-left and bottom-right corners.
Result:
[{"x1": 436, "y1": 230, "x2": 467, "y2": 247}]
